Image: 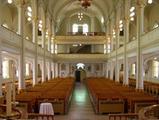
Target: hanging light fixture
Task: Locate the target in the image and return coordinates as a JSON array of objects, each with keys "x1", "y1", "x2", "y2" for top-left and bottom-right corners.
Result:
[
  {"x1": 129, "y1": 6, "x2": 135, "y2": 21},
  {"x1": 78, "y1": 12, "x2": 83, "y2": 21},
  {"x1": 79, "y1": 0, "x2": 92, "y2": 9}
]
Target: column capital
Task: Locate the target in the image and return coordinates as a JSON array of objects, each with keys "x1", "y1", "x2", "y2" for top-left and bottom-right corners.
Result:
[
  {"x1": 32, "y1": 16, "x2": 38, "y2": 22},
  {"x1": 124, "y1": 16, "x2": 130, "y2": 23},
  {"x1": 15, "y1": 0, "x2": 25, "y2": 7},
  {"x1": 136, "y1": 0, "x2": 146, "y2": 7},
  {"x1": 42, "y1": 27, "x2": 46, "y2": 32},
  {"x1": 114, "y1": 26, "x2": 120, "y2": 31}
]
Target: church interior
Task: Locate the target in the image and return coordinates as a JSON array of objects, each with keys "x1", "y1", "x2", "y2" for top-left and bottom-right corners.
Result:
[{"x1": 0, "y1": 0, "x2": 159, "y2": 119}]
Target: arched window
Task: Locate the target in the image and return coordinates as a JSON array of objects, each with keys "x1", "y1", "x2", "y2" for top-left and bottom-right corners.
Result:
[
  {"x1": 131, "y1": 64, "x2": 136, "y2": 75},
  {"x1": 83, "y1": 24, "x2": 88, "y2": 33},
  {"x1": 107, "y1": 44, "x2": 111, "y2": 53},
  {"x1": 26, "y1": 63, "x2": 30, "y2": 76},
  {"x1": 2, "y1": 60, "x2": 9, "y2": 79},
  {"x1": 152, "y1": 61, "x2": 159, "y2": 78},
  {"x1": 72, "y1": 24, "x2": 89, "y2": 33},
  {"x1": 76, "y1": 63, "x2": 85, "y2": 69},
  {"x1": 72, "y1": 24, "x2": 78, "y2": 33}
]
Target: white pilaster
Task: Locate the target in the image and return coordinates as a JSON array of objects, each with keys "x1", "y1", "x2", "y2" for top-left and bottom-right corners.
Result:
[
  {"x1": 123, "y1": 0, "x2": 130, "y2": 86},
  {"x1": 42, "y1": 27, "x2": 46, "y2": 82},
  {"x1": 17, "y1": 1, "x2": 25, "y2": 89},
  {"x1": 109, "y1": 20, "x2": 114, "y2": 51},
  {"x1": 136, "y1": 0, "x2": 145, "y2": 90},
  {"x1": 48, "y1": 34, "x2": 51, "y2": 51},
  {"x1": 115, "y1": 7, "x2": 120, "y2": 83},
  {"x1": 48, "y1": 61, "x2": 51, "y2": 80},
  {"x1": 32, "y1": 0, "x2": 38, "y2": 85},
  {"x1": 10, "y1": 60, "x2": 16, "y2": 105},
  {"x1": 91, "y1": 17, "x2": 95, "y2": 32},
  {"x1": 51, "y1": 62, "x2": 55, "y2": 79},
  {"x1": 110, "y1": 61, "x2": 114, "y2": 80},
  {"x1": 55, "y1": 63, "x2": 58, "y2": 78},
  {"x1": 105, "y1": 63, "x2": 109, "y2": 78},
  {"x1": 0, "y1": 38, "x2": 2, "y2": 96},
  {"x1": 6, "y1": 82, "x2": 12, "y2": 116}
]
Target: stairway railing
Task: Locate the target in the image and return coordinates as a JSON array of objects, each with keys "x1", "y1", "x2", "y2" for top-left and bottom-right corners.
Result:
[
  {"x1": 0, "y1": 104, "x2": 22, "y2": 119},
  {"x1": 139, "y1": 104, "x2": 159, "y2": 120}
]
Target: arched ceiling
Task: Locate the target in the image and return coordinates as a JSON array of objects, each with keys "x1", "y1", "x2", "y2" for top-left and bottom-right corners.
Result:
[{"x1": 45, "y1": 0, "x2": 119, "y2": 25}]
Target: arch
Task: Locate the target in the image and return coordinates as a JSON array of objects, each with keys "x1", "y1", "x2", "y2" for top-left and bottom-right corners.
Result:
[{"x1": 75, "y1": 63, "x2": 86, "y2": 82}]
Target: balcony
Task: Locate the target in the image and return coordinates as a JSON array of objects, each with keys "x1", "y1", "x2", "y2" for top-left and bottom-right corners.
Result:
[
  {"x1": 55, "y1": 32, "x2": 106, "y2": 44},
  {"x1": 109, "y1": 27, "x2": 159, "y2": 58},
  {"x1": 0, "y1": 26, "x2": 21, "y2": 54},
  {"x1": 54, "y1": 53, "x2": 107, "y2": 63},
  {"x1": 0, "y1": 26, "x2": 52, "y2": 59}
]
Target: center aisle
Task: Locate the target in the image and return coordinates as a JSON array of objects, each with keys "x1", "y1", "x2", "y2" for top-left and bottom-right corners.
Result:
[{"x1": 55, "y1": 82, "x2": 108, "y2": 120}]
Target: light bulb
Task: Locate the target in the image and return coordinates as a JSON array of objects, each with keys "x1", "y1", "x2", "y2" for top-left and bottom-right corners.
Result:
[
  {"x1": 8, "y1": 0, "x2": 13, "y2": 4},
  {"x1": 148, "y1": 0, "x2": 153, "y2": 4},
  {"x1": 27, "y1": 6, "x2": 32, "y2": 12},
  {"x1": 39, "y1": 20, "x2": 42, "y2": 24},
  {"x1": 27, "y1": 17, "x2": 31, "y2": 21},
  {"x1": 38, "y1": 24, "x2": 42, "y2": 28},
  {"x1": 130, "y1": 7, "x2": 135, "y2": 12},
  {"x1": 130, "y1": 17, "x2": 134, "y2": 21},
  {"x1": 119, "y1": 20, "x2": 123, "y2": 24},
  {"x1": 119, "y1": 24, "x2": 123, "y2": 28},
  {"x1": 130, "y1": 12, "x2": 135, "y2": 17},
  {"x1": 27, "y1": 12, "x2": 32, "y2": 17}
]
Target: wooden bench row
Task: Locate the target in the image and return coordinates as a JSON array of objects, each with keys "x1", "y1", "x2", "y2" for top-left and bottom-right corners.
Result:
[
  {"x1": 129, "y1": 78, "x2": 159, "y2": 96},
  {"x1": 86, "y1": 78, "x2": 158, "y2": 114},
  {"x1": 2, "y1": 78, "x2": 33, "y2": 96},
  {"x1": 16, "y1": 77, "x2": 75, "y2": 114}
]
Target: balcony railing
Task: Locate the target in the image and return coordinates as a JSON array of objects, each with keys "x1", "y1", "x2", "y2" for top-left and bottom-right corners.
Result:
[
  {"x1": 0, "y1": 26, "x2": 53, "y2": 59},
  {"x1": 109, "y1": 27, "x2": 159, "y2": 58},
  {"x1": 67, "y1": 32, "x2": 105, "y2": 36},
  {"x1": 0, "y1": 26, "x2": 21, "y2": 48}
]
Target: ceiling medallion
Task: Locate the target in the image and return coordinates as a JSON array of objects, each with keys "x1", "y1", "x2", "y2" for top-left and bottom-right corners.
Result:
[{"x1": 79, "y1": 0, "x2": 92, "y2": 9}]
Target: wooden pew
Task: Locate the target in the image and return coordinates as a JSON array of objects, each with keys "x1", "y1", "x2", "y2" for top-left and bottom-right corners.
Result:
[
  {"x1": 108, "y1": 113, "x2": 138, "y2": 120},
  {"x1": 16, "y1": 77, "x2": 74, "y2": 114},
  {"x1": 86, "y1": 78, "x2": 159, "y2": 114}
]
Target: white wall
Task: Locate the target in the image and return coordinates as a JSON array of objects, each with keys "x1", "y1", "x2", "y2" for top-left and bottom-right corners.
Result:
[{"x1": 58, "y1": 63, "x2": 104, "y2": 78}]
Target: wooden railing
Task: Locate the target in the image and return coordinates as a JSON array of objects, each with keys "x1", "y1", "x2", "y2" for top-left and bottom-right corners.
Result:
[
  {"x1": 67, "y1": 32, "x2": 105, "y2": 36},
  {"x1": 28, "y1": 113, "x2": 54, "y2": 120},
  {"x1": 108, "y1": 113, "x2": 139, "y2": 120},
  {"x1": 139, "y1": 104, "x2": 159, "y2": 120},
  {"x1": 0, "y1": 104, "x2": 22, "y2": 119}
]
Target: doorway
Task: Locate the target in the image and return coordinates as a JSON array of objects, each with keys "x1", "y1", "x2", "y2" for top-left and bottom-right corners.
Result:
[{"x1": 75, "y1": 63, "x2": 86, "y2": 82}]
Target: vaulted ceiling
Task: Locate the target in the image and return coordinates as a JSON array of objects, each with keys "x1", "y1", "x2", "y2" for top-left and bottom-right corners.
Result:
[{"x1": 45, "y1": 0, "x2": 119, "y2": 26}]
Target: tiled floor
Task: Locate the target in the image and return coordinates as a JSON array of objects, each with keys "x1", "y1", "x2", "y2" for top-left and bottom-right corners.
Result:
[{"x1": 54, "y1": 82, "x2": 108, "y2": 120}]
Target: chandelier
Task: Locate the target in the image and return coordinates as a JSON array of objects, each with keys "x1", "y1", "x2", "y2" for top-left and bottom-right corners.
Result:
[
  {"x1": 79, "y1": 0, "x2": 92, "y2": 9},
  {"x1": 78, "y1": 12, "x2": 83, "y2": 21}
]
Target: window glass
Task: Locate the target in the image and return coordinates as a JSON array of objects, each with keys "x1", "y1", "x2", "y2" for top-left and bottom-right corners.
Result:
[
  {"x1": 2, "y1": 60, "x2": 9, "y2": 79},
  {"x1": 152, "y1": 61, "x2": 159, "y2": 78},
  {"x1": 72, "y1": 24, "x2": 78, "y2": 33},
  {"x1": 132, "y1": 64, "x2": 136, "y2": 75},
  {"x1": 26, "y1": 63, "x2": 29, "y2": 76},
  {"x1": 72, "y1": 24, "x2": 89, "y2": 33}
]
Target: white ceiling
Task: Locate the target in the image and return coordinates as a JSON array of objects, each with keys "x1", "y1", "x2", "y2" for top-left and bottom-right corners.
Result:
[{"x1": 44, "y1": 0, "x2": 119, "y2": 26}]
